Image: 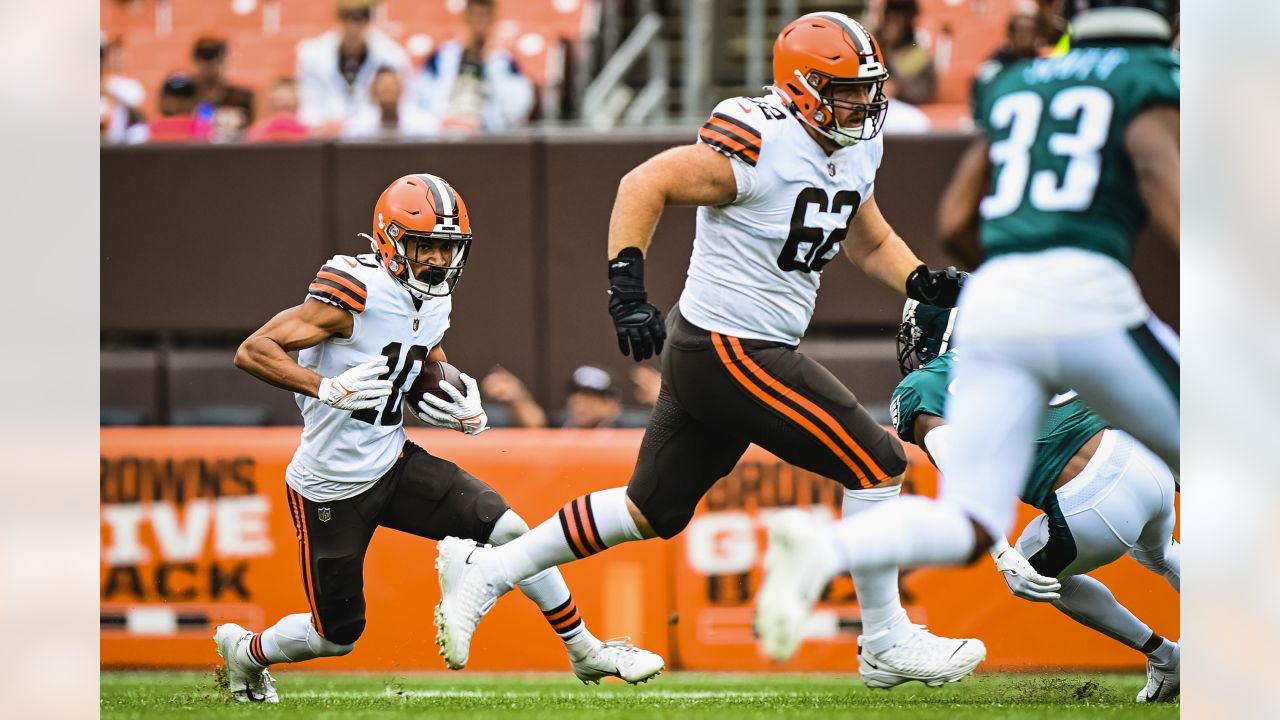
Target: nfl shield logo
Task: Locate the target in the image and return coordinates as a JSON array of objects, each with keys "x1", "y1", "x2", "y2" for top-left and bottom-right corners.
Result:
[
  {"x1": 412, "y1": 317, "x2": 421, "y2": 333},
  {"x1": 317, "y1": 507, "x2": 332, "y2": 522}
]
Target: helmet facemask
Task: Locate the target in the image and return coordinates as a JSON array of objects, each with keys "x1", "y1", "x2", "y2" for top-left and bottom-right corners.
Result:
[
  {"x1": 796, "y1": 70, "x2": 889, "y2": 147},
  {"x1": 381, "y1": 222, "x2": 471, "y2": 299}
]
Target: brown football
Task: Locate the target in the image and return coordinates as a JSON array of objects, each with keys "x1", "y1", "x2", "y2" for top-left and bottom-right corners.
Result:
[{"x1": 408, "y1": 361, "x2": 467, "y2": 405}]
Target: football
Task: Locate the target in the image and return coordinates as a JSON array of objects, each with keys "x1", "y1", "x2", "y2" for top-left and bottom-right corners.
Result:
[{"x1": 408, "y1": 360, "x2": 466, "y2": 406}]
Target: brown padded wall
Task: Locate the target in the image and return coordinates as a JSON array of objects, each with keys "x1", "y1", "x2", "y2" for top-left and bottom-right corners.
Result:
[
  {"x1": 101, "y1": 144, "x2": 328, "y2": 331},
  {"x1": 101, "y1": 134, "x2": 1180, "y2": 414}
]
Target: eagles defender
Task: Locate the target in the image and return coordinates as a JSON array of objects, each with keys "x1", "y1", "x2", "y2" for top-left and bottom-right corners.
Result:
[
  {"x1": 433, "y1": 12, "x2": 983, "y2": 689},
  {"x1": 756, "y1": 0, "x2": 1180, "y2": 686},
  {"x1": 214, "y1": 173, "x2": 662, "y2": 703},
  {"x1": 885, "y1": 301, "x2": 1180, "y2": 702}
]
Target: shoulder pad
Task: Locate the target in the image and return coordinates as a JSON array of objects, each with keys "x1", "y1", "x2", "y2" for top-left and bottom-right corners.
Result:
[
  {"x1": 307, "y1": 256, "x2": 369, "y2": 313},
  {"x1": 697, "y1": 96, "x2": 779, "y2": 167}
]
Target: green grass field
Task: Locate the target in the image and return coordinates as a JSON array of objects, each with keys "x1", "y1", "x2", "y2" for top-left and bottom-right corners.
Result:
[{"x1": 102, "y1": 670, "x2": 1177, "y2": 719}]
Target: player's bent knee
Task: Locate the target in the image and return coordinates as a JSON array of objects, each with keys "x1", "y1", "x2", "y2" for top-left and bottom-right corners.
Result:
[
  {"x1": 321, "y1": 617, "x2": 366, "y2": 648},
  {"x1": 488, "y1": 509, "x2": 531, "y2": 546},
  {"x1": 647, "y1": 509, "x2": 694, "y2": 539},
  {"x1": 878, "y1": 472, "x2": 906, "y2": 489}
]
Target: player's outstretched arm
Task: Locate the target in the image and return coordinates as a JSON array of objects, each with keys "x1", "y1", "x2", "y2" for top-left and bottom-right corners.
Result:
[
  {"x1": 937, "y1": 136, "x2": 991, "y2": 269},
  {"x1": 234, "y1": 298, "x2": 356, "y2": 397},
  {"x1": 607, "y1": 143, "x2": 738, "y2": 258},
  {"x1": 1126, "y1": 105, "x2": 1180, "y2": 250}
]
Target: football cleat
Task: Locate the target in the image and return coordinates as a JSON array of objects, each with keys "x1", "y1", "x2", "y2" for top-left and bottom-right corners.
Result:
[
  {"x1": 858, "y1": 624, "x2": 986, "y2": 689},
  {"x1": 434, "y1": 536, "x2": 516, "y2": 670},
  {"x1": 754, "y1": 509, "x2": 838, "y2": 662},
  {"x1": 213, "y1": 623, "x2": 278, "y2": 703},
  {"x1": 1136, "y1": 642, "x2": 1179, "y2": 703},
  {"x1": 570, "y1": 638, "x2": 666, "y2": 685}
]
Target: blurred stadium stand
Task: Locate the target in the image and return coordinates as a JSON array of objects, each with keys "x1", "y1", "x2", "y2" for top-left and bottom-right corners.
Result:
[{"x1": 102, "y1": 0, "x2": 1021, "y2": 126}]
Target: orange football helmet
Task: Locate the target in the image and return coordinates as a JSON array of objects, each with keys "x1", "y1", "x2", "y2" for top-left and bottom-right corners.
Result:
[
  {"x1": 773, "y1": 12, "x2": 890, "y2": 146},
  {"x1": 366, "y1": 173, "x2": 473, "y2": 298}
]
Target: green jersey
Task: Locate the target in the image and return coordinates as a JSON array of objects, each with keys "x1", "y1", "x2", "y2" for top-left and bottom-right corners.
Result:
[
  {"x1": 888, "y1": 351, "x2": 1109, "y2": 511},
  {"x1": 972, "y1": 43, "x2": 1179, "y2": 266}
]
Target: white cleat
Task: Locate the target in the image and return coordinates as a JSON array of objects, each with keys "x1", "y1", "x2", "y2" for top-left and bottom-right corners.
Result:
[
  {"x1": 570, "y1": 638, "x2": 666, "y2": 685},
  {"x1": 754, "y1": 509, "x2": 837, "y2": 662},
  {"x1": 213, "y1": 623, "x2": 278, "y2": 703},
  {"x1": 434, "y1": 536, "x2": 516, "y2": 670},
  {"x1": 858, "y1": 624, "x2": 986, "y2": 689},
  {"x1": 1136, "y1": 642, "x2": 1179, "y2": 702}
]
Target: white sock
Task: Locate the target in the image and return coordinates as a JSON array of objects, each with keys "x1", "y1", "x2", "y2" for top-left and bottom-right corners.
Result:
[
  {"x1": 828, "y1": 495, "x2": 976, "y2": 578},
  {"x1": 251, "y1": 612, "x2": 353, "y2": 666},
  {"x1": 493, "y1": 486, "x2": 644, "y2": 580},
  {"x1": 842, "y1": 485, "x2": 910, "y2": 653},
  {"x1": 489, "y1": 510, "x2": 592, "y2": 645},
  {"x1": 1053, "y1": 574, "x2": 1168, "y2": 659}
]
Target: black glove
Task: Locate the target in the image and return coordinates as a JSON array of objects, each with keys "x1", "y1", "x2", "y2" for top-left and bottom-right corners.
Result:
[
  {"x1": 608, "y1": 247, "x2": 666, "y2": 361},
  {"x1": 905, "y1": 264, "x2": 968, "y2": 308}
]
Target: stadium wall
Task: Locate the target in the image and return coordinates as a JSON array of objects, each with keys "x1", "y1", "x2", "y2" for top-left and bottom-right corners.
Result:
[
  {"x1": 101, "y1": 428, "x2": 1179, "y2": 672},
  {"x1": 101, "y1": 135, "x2": 1179, "y2": 411}
]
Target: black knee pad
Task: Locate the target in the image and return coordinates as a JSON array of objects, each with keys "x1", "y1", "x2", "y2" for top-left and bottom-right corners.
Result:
[
  {"x1": 471, "y1": 488, "x2": 509, "y2": 542},
  {"x1": 627, "y1": 483, "x2": 695, "y2": 539}
]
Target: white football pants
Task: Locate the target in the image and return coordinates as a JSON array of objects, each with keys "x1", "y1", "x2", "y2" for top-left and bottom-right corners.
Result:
[
  {"x1": 1015, "y1": 429, "x2": 1179, "y2": 586},
  {"x1": 941, "y1": 249, "x2": 1178, "y2": 538}
]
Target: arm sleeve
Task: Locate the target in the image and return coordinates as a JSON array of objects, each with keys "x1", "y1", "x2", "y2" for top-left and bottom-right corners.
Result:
[
  {"x1": 696, "y1": 97, "x2": 767, "y2": 203},
  {"x1": 1127, "y1": 49, "x2": 1180, "y2": 116},
  {"x1": 306, "y1": 258, "x2": 368, "y2": 314},
  {"x1": 889, "y1": 385, "x2": 924, "y2": 444}
]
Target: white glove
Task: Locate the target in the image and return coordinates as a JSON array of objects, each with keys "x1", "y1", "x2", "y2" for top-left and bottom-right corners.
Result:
[
  {"x1": 317, "y1": 359, "x2": 393, "y2": 411},
  {"x1": 415, "y1": 372, "x2": 489, "y2": 435},
  {"x1": 992, "y1": 537, "x2": 1062, "y2": 602}
]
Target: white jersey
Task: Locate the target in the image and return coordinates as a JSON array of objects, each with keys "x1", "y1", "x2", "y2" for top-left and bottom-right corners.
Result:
[
  {"x1": 679, "y1": 92, "x2": 883, "y2": 345},
  {"x1": 286, "y1": 253, "x2": 451, "y2": 502}
]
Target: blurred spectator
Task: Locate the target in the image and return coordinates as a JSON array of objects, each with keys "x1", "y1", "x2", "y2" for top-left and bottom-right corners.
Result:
[
  {"x1": 343, "y1": 67, "x2": 440, "y2": 139},
  {"x1": 191, "y1": 36, "x2": 255, "y2": 139},
  {"x1": 552, "y1": 366, "x2": 650, "y2": 429},
  {"x1": 1035, "y1": 0, "x2": 1068, "y2": 50},
  {"x1": 481, "y1": 366, "x2": 548, "y2": 428},
  {"x1": 988, "y1": 11, "x2": 1042, "y2": 67},
  {"x1": 148, "y1": 73, "x2": 211, "y2": 143},
  {"x1": 881, "y1": 77, "x2": 931, "y2": 135},
  {"x1": 873, "y1": 0, "x2": 936, "y2": 106},
  {"x1": 630, "y1": 365, "x2": 661, "y2": 407},
  {"x1": 100, "y1": 37, "x2": 147, "y2": 144},
  {"x1": 411, "y1": 0, "x2": 534, "y2": 133},
  {"x1": 296, "y1": 0, "x2": 411, "y2": 133},
  {"x1": 246, "y1": 78, "x2": 311, "y2": 143},
  {"x1": 972, "y1": 11, "x2": 1043, "y2": 104}
]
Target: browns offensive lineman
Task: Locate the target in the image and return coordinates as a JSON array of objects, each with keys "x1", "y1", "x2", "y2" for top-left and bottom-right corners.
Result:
[
  {"x1": 433, "y1": 13, "x2": 982, "y2": 689},
  {"x1": 215, "y1": 173, "x2": 662, "y2": 702}
]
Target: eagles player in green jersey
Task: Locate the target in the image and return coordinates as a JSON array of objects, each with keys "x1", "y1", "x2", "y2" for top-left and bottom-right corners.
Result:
[
  {"x1": 890, "y1": 301, "x2": 1180, "y2": 702},
  {"x1": 754, "y1": 1, "x2": 1181, "y2": 696}
]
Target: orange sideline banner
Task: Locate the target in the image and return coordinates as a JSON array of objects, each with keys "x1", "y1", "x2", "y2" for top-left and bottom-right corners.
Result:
[{"x1": 101, "y1": 428, "x2": 1177, "y2": 671}]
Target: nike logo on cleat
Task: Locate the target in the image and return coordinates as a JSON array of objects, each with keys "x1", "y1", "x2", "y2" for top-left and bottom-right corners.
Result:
[{"x1": 948, "y1": 640, "x2": 969, "y2": 661}]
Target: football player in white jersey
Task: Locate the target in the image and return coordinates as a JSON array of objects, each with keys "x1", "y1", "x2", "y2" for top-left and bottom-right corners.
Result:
[
  {"x1": 432, "y1": 13, "x2": 982, "y2": 689},
  {"x1": 213, "y1": 174, "x2": 663, "y2": 702}
]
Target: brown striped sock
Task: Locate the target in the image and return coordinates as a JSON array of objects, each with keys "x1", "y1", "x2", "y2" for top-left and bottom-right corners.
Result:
[{"x1": 541, "y1": 597, "x2": 584, "y2": 639}]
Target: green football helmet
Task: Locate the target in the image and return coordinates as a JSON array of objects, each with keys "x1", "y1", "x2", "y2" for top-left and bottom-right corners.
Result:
[{"x1": 895, "y1": 299, "x2": 958, "y2": 376}]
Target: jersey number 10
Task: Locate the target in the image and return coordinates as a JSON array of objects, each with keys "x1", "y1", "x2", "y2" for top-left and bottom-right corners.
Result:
[
  {"x1": 352, "y1": 341, "x2": 429, "y2": 426},
  {"x1": 981, "y1": 86, "x2": 1115, "y2": 219}
]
